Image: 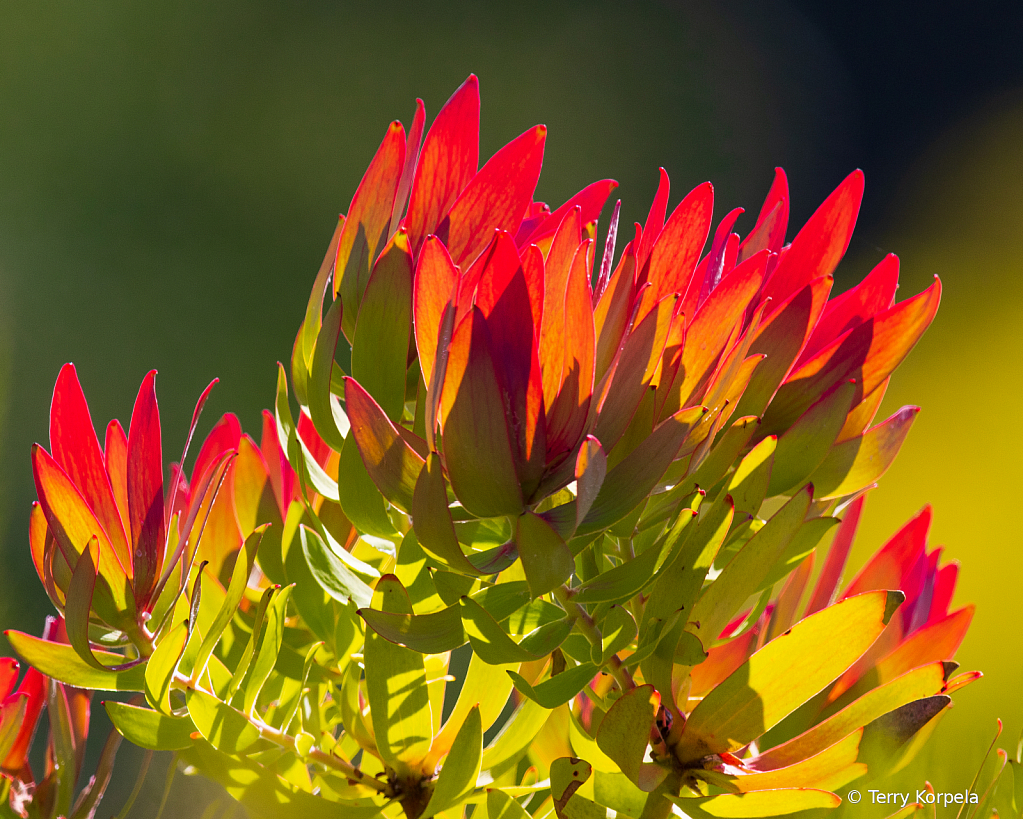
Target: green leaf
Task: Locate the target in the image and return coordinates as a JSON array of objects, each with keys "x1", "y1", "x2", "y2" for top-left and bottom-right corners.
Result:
[
  {"x1": 590, "y1": 606, "x2": 637, "y2": 666},
  {"x1": 351, "y1": 230, "x2": 414, "y2": 422},
  {"x1": 688, "y1": 485, "x2": 812, "y2": 649},
  {"x1": 422, "y1": 706, "x2": 482, "y2": 818},
  {"x1": 300, "y1": 525, "x2": 374, "y2": 609},
  {"x1": 481, "y1": 698, "x2": 550, "y2": 772},
  {"x1": 593, "y1": 772, "x2": 648, "y2": 818},
  {"x1": 595, "y1": 685, "x2": 659, "y2": 784},
  {"x1": 516, "y1": 511, "x2": 574, "y2": 598},
  {"x1": 364, "y1": 576, "x2": 433, "y2": 772},
  {"x1": 768, "y1": 380, "x2": 856, "y2": 496},
  {"x1": 337, "y1": 433, "x2": 400, "y2": 538},
  {"x1": 676, "y1": 589, "x2": 904, "y2": 762},
  {"x1": 65, "y1": 537, "x2": 117, "y2": 670},
  {"x1": 509, "y1": 662, "x2": 598, "y2": 709},
  {"x1": 681, "y1": 416, "x2": 761, "y2": 500},
  {"x1": 487, "y1": 789, "x2": 532, "y2": 819},
  {"x1": 184, "y1": 738, "x2": 379, "y2": 819},
  {"x1": 345, "y1": 377, "x2": 425, "y2": 512},
  {"x1": 459, "y1": 597, "x2": 572, "y2": 665},
  {"x1": 572, "y1": 534, "x2": 671, "y2": 605},
  {"x1": 578, "y1": 406, "x2": 706, "y2": 536},
  {"x1": 412, "y1": 452, "x2": 481, "y2": 575},
  {"x1": 470, "y1": 582, "x2": 531, "y2": 621},
  {"x1": 105, "y1": 701, "x2": 196, "y2": 751},
  {"x1": 274, "y1": 641, "x2": 325, "y2": 733},
  {"x1": 308, "y1": 294, "x2": 348, "y2": 451},
  {"x1": 727, "y1": 436, "x2": 776, "y2": 518},
  {"x1": 194, "y1": 526, "x2": 264, "y2": 682},
  {"x1": 666, "y1": 789, "x2": 841, "y2": 817},
  {"x1": 360, "y1": 603, "x2": 466, "y2": 654},
  {"x1": 244, "y1": 585, "x2": 293, "y2": 715},
  {"x1": 6, "y1": 630, "x2": 146, "y2": 691},
  {"x1": 757, "y1": 516, "x2": 838, "y2": 594},
  {"x1": 431, "y1": 652, "x2": 515, "y2": 766},
  {"x1": 186, "y1": 687, "x2": 266, "y2": 754},
  {"x1": 807, "y1": 407, "x2": 918, "y2": 500},
  {"x1": 145, "y1": 620, "x2": 188, "y2": 714},
  {"x1": 0, "y1": 694, "x2": 27, "y2": 761}
]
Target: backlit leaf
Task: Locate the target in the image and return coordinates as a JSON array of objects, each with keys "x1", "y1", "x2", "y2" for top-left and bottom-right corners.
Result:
[
  {"x1": 105, "y1": 701, "x2": 196, "y2": 751},
  {"x1": 422, "y1": 706, "x2": 482, "y2": 818},
  {"x1": 6, "y1": 630, "x2": 146, "y2": 691},
  {"x1": 595, "y1": 684, "x2": 659, "y2": 783}
]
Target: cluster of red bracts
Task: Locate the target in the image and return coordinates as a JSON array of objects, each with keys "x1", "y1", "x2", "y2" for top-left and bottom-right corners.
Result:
[{"x1": 327, "y1": 76, "x2": 940, "y2": 590}]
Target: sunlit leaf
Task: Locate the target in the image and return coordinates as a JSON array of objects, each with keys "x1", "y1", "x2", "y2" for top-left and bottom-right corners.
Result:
[{"x1": 105, "y1": 701, "x2": 196, "y2": 751}]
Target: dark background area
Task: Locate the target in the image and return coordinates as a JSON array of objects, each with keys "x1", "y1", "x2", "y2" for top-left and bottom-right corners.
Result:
[{"x1": 0, "y1": 1, "x2": 1020, "y2": 813}]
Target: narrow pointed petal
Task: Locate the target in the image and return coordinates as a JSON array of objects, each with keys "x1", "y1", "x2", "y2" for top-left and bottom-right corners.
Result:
[
  {"x1": 738, "y1": 167, "x2": 790, "y2": 261},
  {"x1": 1, "y1": 666, "x2": 45, "y2": 772},
  {"x1": 662, "y1": 251, "x2": 768, "y2": 417},
  {"x1": 32, "y1": 444, "x2": 131, "y2": 619},
  {"x1": 574, "y1": 435, "x2": 606, "y2": 529},
  {"x1": 519, "y1": 179, "x2": 618, "y2": 250},
  {"x1": 49, "y1": 363, "x2": 130, "y2": 570},
  {"x1": 538, "y1": 210, "x2": 583, "y2": 409},
  {"x1": 808, "y1": 406, "x2": 920, "y2": 500},
  {"x1": 443, "y1": 125, "x2": 546, "y2": 267},
  {"x1": 799, "y1": 253, "x2": 900, "y2": 365},
  {"x1": 104, "y1": 420, "x2": 130, "y2": 532},
  {"x1": 405, "y1": 75, "x2": 480, "y2": 254},
  {"x1": 637, "y1": 182, "x2": 714, "y2": 323},
  {"x1": 760, "y1": 170, "x2": 864, "y2": 306},
  {"x1": 261, "y1": 410, "x2": 295, "y2": 515},
  {"x1": 696, "y1": 207, "x2": 745, "y2": 309},
  {"x1": 127, "y1": 370, "x2": 164, "y2": 606},
  {"x1": 805, "y1": 494, "x2": 866, "y2": 615},
  {"x1": 351, "y1": 229, "x2": 414, "y2": 422},
  {"x1": 0, "y1": 658, "x2": 16, "y2": 702},
  {"x1": 335, "y1": 120, "x2": 406, "y2": 339},
  {"x1": 593, "y1": 241, "x2": 637, "y2": 383},
  {"x1": 440, "y1": 309, "x2": 523, "y2": 518},
  {"x1": 546, "y1": 240, "x2": 596, "y2": 458},
  {"x1": 390, "y1": 97, "x2": 426, "y2": 236},
  {"x1": 636, "y1": 167, "x2": 670, "y2": 273},
  {"x1": 345, "y1": 377, "x2": 426, "y2": 513},
  {"x1": 843, "y1": 505, "x2": 931, "y2": 600},
  {"x1": 734, "y1": 275, "x2": 834, "y2": 421},
  {"x1": 837, "y1": 378, "x2": 888, "y2": 442},
  {"x1": 414, "y1": 236, "x2": 460, "y2": 389},
  {"x1": 411, "y1": 452, "x2": 479, "y2": 575}
]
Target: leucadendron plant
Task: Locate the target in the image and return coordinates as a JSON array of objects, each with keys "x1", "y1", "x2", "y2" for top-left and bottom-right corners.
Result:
[{"x1": 3, "y1": 76, "x2": 988, "y2": 819}]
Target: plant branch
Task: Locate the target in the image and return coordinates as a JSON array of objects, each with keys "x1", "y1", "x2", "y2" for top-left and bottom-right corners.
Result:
[{"x1": 555, "y1": 585, "x2": 636, "y2": 691}]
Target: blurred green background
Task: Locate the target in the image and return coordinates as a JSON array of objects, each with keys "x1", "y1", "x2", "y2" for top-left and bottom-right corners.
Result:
[{"x1": 1, "y1": 1, "x2": 1020, "y2": 814}]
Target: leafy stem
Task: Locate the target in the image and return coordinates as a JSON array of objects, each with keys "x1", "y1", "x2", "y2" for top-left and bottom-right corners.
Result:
[{"x1": 555, "y1": 585, "x2": 636, "y2": 691}]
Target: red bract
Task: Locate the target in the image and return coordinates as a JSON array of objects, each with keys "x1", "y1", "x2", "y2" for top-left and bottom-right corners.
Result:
[
  {"x1": 29, "y1": 365, "x2": 226, "y2": 655},
  {"x1": 318, "y1": 77, "x2": 940, "y2": 596}
]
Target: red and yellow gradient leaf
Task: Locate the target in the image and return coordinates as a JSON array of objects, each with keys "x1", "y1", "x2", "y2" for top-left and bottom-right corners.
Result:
[
  {"x1": 807, "y1": 406, "x2": 919, "y2": 500},
  {"x1": 444, "y1": 124, "x2": 546, "y2": 267},
  {"x1": 805, "y1": 494, "x2": 865, "y2": 616},
  {"x1": 232, "y1": 435, "x2": 276, "y2": 538},
  {"x1": 712, "y1": 731, "x2": 865, "y2": 793},
  {"x1": 1, "y1": 666, "x2": 45, "y2": 772},
  {"x1": 637, "y1": 182, "x2": 714, "y2": 323},
  {"x1": 127, "y1": 370, "x2": 165, "y2": 607},
  {"x1": 104, "y1": 420, "x2": 130, "y2": 534},
  {"x1": 735, "y1": 276, "x2": 834, "y2": 422},
  {"x1": 594, "y1": 292, "x2": 677, "y2": 453},
  {"x1": 578, "y1": 405, "x2": 705, "y2": 536},
  {"x1": 345, "y1": 377, "x2": 426, "y2": 513},
  {"x1": 593, "y1": 242, "x2": 637, "y2": 383},
  {"x1": 677, "y1": 590, "x2": 902, "y2": 761},
  {"x1": 769, "y1": 278, "x2": 941, "y2": 434},
  {"x1": 405, "y1": 75, "x2": 480, "y2": 254},
  {"x1": 414, "y1": 236, "x2": 461, "y2": 390},
  {"x1": 539, "y1": 210, "x2": 583, "y2": 408},
  {"x1": 545, "y1": 240, "x2": 596, "y2": 459},
  {"x1": 351, "y1": 229, "x2": 414, "y2": 422},
  {"x1": 636, "y1": 167, "x2": 671, "y2": 273},
  {"x1": 49, "y1": 363, "x2": 131, "y2": 571},
  {"x1": 0, "y1": 659, "x2": 16, "y2": 701},
  {"x1": 799, "y1": 253, "x2": 900, "y2": 365},
  {"x1": 843, "y1": 505, "x2": 930, "y2": 600},
  {"x1": 32, "y1": 445, "x2": 132, "y2": 620},
  {"x1": 440, "y1": 308, "x2": 523, "y2": 518},
  {"x1": 760, "y1": 170, "x2": 864, "y2": 306},
  {"x1": 661, "y1": 251, "x2": 767, "y2": 417},
  {"x1": 738, "y1": 167, "x2": 790, "y2": 261},
  {"x1": 520, "y1": 179, "x2": 618, "y2": 251},
  {"x1": 475, "y1": 232, "x2": 547, "y2": 495},
  {"x1": 390, "y1": 97, "x2": 425, "y2": 236},
  {"x1": 335, "y1": 120, "x2": 406, "y2": 339}
]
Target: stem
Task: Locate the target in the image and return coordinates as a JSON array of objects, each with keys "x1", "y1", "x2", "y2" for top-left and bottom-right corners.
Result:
[
  {"x1": 175, "y1": 673, "x2": 394, "y2": 798},
  {"x1": 555, "y1": 585, "x2": 636, "y2": 691}
]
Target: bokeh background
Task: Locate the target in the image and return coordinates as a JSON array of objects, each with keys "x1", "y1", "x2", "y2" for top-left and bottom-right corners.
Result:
[{"x1": 1, "y1": 1, "x2": 1021, "y2": 814}]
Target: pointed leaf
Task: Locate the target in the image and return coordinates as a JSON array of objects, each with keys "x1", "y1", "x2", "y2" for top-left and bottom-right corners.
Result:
[
  {"x1": 145, "y1": 619, "x2": 188, "y2": 714},
  {"x1": 444, "y1": 125, "x2": 545, "y2": 266},
  {"x1": 516, "y1": 511, "x2": 574, "y2": 598},
  {"x1": 299, "y1": 526, "x2": 373, "y2": 609},
  {"x1": 307, "y1": 295, "x2": 348, "y2": 452},
  {"x1": 5, "y1": 630, "x2": 147, "y2": 691},
  {"x1": 677, "y1": 590, "x2": 903, "y2": 761},
  {"x1": 667, "y1": 789, "x2": 840, "y2": 817},
  {"x1": 360, "y1": 602, "x2": 465, "y2": 654},
  {"x1": 186, "y1": 688, "x2": 265, "y2": 754},
  {"x1": 105, "y1": 701, "x2": 196, "y2": 751},
  {"x1": 422, "y1": 706, "x2": 482, "y2": 818},
  {"x1": 595, "y1": 684, "x2": 659, "y2": 784},
  {"x1": 509, "y1": 663, "x2": 599, "y2": 709}
]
